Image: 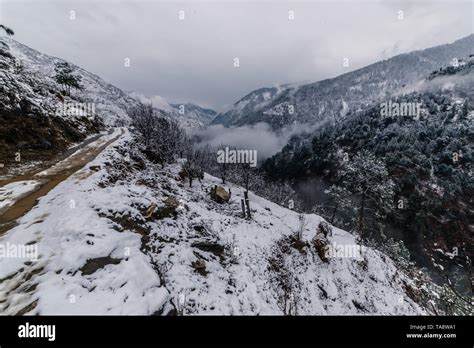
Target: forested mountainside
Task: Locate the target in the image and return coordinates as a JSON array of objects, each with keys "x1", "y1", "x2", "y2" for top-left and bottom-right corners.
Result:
[
  {"x1": 263, "y1": 59, "x2": 474, "y2": 294},
  {"x1": 212, "y1": 35, "x2": 474, "y2": 130}
]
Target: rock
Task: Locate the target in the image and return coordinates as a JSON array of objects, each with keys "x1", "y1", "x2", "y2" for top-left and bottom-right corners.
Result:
[
  {"x1": 313, "y1": 236, "x2": 329, "y2": 263},
  {"x1": 164, "y1": 196, "x2": 179, "y2": 209},
  {"x1": 191, "y1": 259, "x2": 207, "y2": 276},
  {"x1": 156, "y1": 196, "x2": 179, "y2": 219},
  {"x1": 317, "y1": 221, "x2": 332, "y2": 237},
  {"x1": 191, "y1": 241, "x2": 225, "y2": 259},
  {"x1": 80, "y1": 256, "x2": 121, "y2": 275},
  {"x1": 145, "y1": 202, "x2": 157, "y2": 219},
  {"x1": 89, "y1": 165, "x2": 101, "y2": 171},
  {"x1": 192, "y1": 225, "x2": 206, "y2": 233},
  {"x1": 210, "y1": 185, "x2": 231, "y2": 204}
]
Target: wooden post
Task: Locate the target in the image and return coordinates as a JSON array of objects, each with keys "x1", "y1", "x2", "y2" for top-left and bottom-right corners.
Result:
[
  {"x1": 241, "y1": 199, "x2": 246, "y2": 218},
  {"x1": 244, "y1": 191, "x2": 251, "y2": 219},
  {"x1": 211, "y1": 185, "x2": 216, "y2": 200}
]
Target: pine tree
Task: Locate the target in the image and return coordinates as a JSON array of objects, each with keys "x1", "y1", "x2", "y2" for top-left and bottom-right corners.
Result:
[
  {"x1": 0, "y1": 25, "x2": 14, "y2": 36},
  {"x1": 461, "y1": 100, "x2": 469, "y2": 120},
  {"x1": 338, "y1": 150, "x2": 395, "y2": 239},
  {"x1": 324, "y1": 185, "x2": 352, "y2": 224},
  {"x1": 54, "y1": 62, "x2": 82, "y2": 95}
]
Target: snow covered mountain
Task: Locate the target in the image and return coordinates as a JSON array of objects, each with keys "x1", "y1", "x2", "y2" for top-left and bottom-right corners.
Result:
[
  {"x1": 2, "y1": 37, "x2": 141, "y2": 126},
  {"x1": 0, "y1": 130, "x2": 432, "y2": 315},
  {"x1": 0, "y1": 34, "x2": 464, "y2": 317},
  {"x1": 0, "y1": 36, "x2": 217, "y2": 170},
  {"x1": 129, "y1": 92, "x2": 217, "y2": 129},
  {"x1": 0, "y1": 38, "x2": 107, "y2": 167},
  {"x1": 170, "y1": 103, "x2": 217, "y2": 128},
  {"x1": 1, "y1": 37, "x2": 213, "y2": 130},
  {"x1": 212, "y1": 34, "x2": 474, "y2": 129}
]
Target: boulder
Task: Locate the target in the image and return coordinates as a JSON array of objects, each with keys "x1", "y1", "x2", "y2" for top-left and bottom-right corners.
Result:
[
  {"x1": 191, "y1": 259, "x2": 207, "y2": 276},
  {"x1": 156, "y1": 196, "x2": 179, "y2": 219},
  {"x1": 313, "y1": 235, "x2": 329, "y2": 263},
  {"x1": 164, "y1": 196, "x2": 179, "y2": 209},
  {"x1": 145, "y1": 202, "x2": 157, "y2": 219},
  {"x1": 210, "y1": 185, "x2": 231, "y2": 204},
  {"x1": 145, "y1": 196, "x2": 180, "y2": 220}
]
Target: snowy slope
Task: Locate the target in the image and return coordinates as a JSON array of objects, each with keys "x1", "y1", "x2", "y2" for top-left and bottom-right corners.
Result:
[
  {"x1": 0, "y1": 180, "x2": 42, "y2": 214},
  {"x1": 3, "y1": 37, "x2": 141, "y2": 126},
  {"x1": 0, "y1": 131, "x2": 429, "y2": 315},
  {"x1": 0, "y1": 130, "x2": 169, "y2": 315}
]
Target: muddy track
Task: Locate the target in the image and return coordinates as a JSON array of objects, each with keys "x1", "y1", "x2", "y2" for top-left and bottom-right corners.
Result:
[
  {"x1": 0, "y1": 128, "x2": 124, "y2": 236},
  {"x1": 0, "y1": 131, "x2": 110, "y2": 187}
]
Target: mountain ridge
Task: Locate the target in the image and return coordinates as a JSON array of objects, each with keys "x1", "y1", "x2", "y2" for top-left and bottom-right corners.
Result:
[{"x1": 212, "y1": 34, "x2": 474, "y2": 129}]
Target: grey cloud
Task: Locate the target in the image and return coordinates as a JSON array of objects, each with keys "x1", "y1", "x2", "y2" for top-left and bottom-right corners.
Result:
[
  {"x1": 190, "y1": 120, "x2": 326, "y2": 163},
  {"x1": 1, "y1": 0, "x2": 472, "y2": 110},
  {"x1": 191, "y1": 123, "x2": 285, "y2": 161}
]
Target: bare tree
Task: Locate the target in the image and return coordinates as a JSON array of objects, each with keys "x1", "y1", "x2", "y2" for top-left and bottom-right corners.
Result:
[
  {"x1": 129, "y1": 102, "x2": 156, "y2": 148},
  {"x1": 129, "y1": 103, "x2": 190, "y2": 168},
  {"x1": 216, "y1": 144, "x2": 230, "y2": 184},
  {"x1": 182, "y1": 147, "x2": 207, "y2": 187}
]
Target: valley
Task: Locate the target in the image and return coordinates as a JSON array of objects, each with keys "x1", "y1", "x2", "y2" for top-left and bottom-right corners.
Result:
[{"x1": 0, "y1": 28, "x2": 472, "y2": 316}]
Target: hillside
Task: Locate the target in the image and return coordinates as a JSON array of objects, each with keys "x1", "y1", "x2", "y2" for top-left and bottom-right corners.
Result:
[
  {"x1": 0, "y1": 37, "x2": 215, "y2": 170},
  {"x1": 212, "y1": 34, "x2": 474, "y2": 129},
  {"x1": 0, "y1": 38, "x2": 105, "y2": 167},
  {"x1": 263, "y1": 58, "x2": 473, "y2": 296},
  {"x1": 3, "y1": 37, "x2": 141, "y2": 126},
  {"x1": 171, "y1": 103, "x2": 217, "y2": 128},
  {"x1": 0, "y1": 33, "x2": 470, "y2": 317},
  {"x1": 0, "y1": 130, "x2": 432, "y2": 315}
]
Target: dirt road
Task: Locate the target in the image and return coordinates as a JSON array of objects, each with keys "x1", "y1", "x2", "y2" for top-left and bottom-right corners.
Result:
[{"x1": 0, "y1": 128, "x2": 124, "y2": 235}]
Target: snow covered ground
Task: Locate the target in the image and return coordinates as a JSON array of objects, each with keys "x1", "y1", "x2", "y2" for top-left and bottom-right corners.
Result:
[
  {"x1": 34, "y1": 128, "x2": 122, "y2": 178},
  {"x1": 0, "y1": 130, "x2": 427, "y2": 315},
  {"x1": 0, "y1": 180, "x2": 42, "y2": 214}
]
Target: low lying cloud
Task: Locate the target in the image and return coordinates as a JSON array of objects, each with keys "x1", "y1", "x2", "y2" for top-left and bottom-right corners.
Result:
[
  {"x1": 191, "y1": 121, "x2": 326, "y2": 164},
  {"x1": 191, "y1": 123, "x2": 284, "y2": 162}
]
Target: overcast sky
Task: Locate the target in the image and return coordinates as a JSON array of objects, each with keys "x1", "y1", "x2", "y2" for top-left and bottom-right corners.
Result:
[{"x1": 1, "y1": 0, "x2": 472, "y2": 110}]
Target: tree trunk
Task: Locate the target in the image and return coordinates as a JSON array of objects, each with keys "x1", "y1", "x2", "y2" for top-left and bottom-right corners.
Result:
[
  {"x1": 222, "y1": 163, "x2": 226, "y2": 184},
  {"x1": 244, "y1": 191, "x2": 251, "y2": 219},
  {"x1": 245, "y1": 171, "x2": 250, "y2": 194},
  {"x1": 358, "y1": 193, "x2": 365, "y2": 239},
  {"x1": 330, "y1": 203, "x2": 338, "y2": 224}
]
